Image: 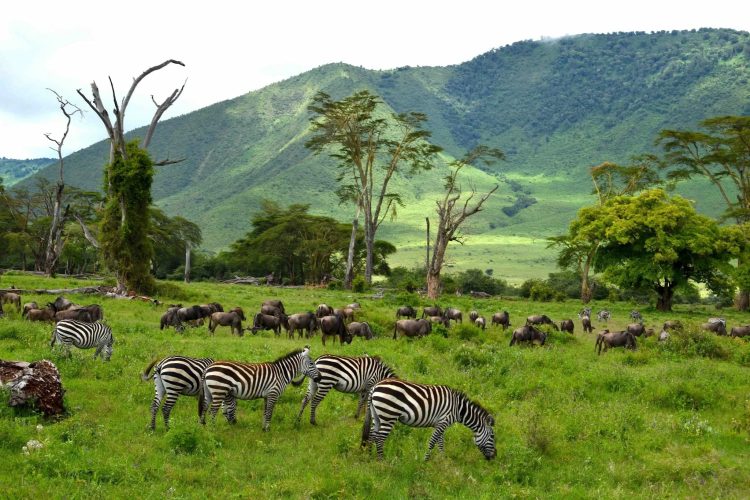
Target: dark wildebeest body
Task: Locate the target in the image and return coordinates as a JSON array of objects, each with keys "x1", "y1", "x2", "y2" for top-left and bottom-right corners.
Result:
[
  {"x1": 730, "y1": 325, "x2": 750, "y2": 338},
  {"x1": 22, "y1": 302, "x2": 39, "y2": 318},
  {"x1": 559, "y1": 319, "x2": 574, "y2": 334},
  {"x1": 55, "y1": 308, "x2": 93, "y2": 323},
  {"x1": 334, "y1": 307, "x2": 356, "y2": 322},
  {"x1": 396, "y1": 306, "x2": 416, "y2": 319},
  {"x1": 393, "y1": 319, "x2": 431, "y2": 339},
  {"x1": 475, "y1": 317, "x2": 486, "y2": 331},
  {"x1": 491, "y1": 311, "x2": 510, "y2": 330},
  {"x1": 209, "y1": 308, "x2": 246, "y2": 336},
  {"x1": 71, "y1": 304, "x2": 103, "y2": 322},
  {"x1": 428, "y1": 316, "x2": 449, "y2": 328},
  {"x1": 443, "y1": 308, "x2": 462, "y2": 325},
  {"x1": 176, "y1": 305, "x2": 210, "y2": 326},
  {"x1": 160, "y1": 306, "x2": 181, "y2": 330},
  {"x1": 596, "y1": 330, "x2": 636, "y2": 354},
  {"x1": 1, "y1": 292, "x2": 22, "y2": 311},
  {"x1": 316, "y1": 304, "x2": 334, "y2": 318},
  {"x1": 509, "y1": 325, "x2": 546, "y2": 346},
  {"x1": 526, "y1": 314, "x2": 559, "y2": 330},
  {"x1": 262, "y1": 299, "x2": 285, "y2": 314},
  {"x1": 469, "y1": 310, "x2": 479, "y2": 323},
  {"x1": 421, "y1": 306, "x2": 442, "y2": 319},
  {"x1": 261, "y1": 304, "x2": 283, "y2": 317},
  {"x1": 27, "y1": 306, "x2": 56, "y2": 322},
  {"x1": 662, "y1": 320, "x2": 683, "y2": 331},
  {"x1": 251, "y1": 313, "x2": 284, "y2": 335},
  {"x1": 347, "y1": 321, "x2": 373, "y2": 340},
  {"x1": 701, "y1": 318, "x2": 727, "y2": 336},
  {"x1": 581, "y1": 315, "x2": 593, "y2": 333},
  {"x1": 626, "y1": 323, "x2": 646, "y2": 337},
  {"x1": 287, "y1": 312, "x2": 318, "y2": 339},
  {"x1": 320, "y1": 314, "x2": 351, "y2": 345}
]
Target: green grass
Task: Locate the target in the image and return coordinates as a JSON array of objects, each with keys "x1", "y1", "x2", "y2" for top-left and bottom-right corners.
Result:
[{"x1": 1, "y1": 274, "x2": 750, "y2": 497}]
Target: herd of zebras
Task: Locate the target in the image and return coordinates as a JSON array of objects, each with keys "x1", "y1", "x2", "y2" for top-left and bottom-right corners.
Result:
[{"x1": 47, "y1": 309, "x2": 496, "y2": 461}]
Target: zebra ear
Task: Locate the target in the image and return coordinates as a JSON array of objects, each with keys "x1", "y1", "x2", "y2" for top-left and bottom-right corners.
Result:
[
  {"x1": 302, "y1": 345, "x2": 310, "y2": 355},
  {"x1": 487, "y1": 415, "x2": 495, "y2": 426}
]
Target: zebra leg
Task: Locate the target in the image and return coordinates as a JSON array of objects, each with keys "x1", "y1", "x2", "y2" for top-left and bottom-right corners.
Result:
[
  {"x1": 355, "y1": 388, "x2": 370, "y2": 419},
  {"x1": 296, "y1": 380, "x2": 318, "y2": 423},
  {"x1": 425, "y1": 421, "x2": 450, "y2": 460},
  {"x1": 223, "y1": 395, "x2": 237, "y2": 424},
  {"x1": 150, "y1": 375, "x2": 166, "y2": 430},
  {"x1": 161, "y1": 393, "x2": 180, "y2": 430},
  {"x1": 372, "y1": 422, "x2": 395, "y2": 460},
  {"x1": 309, "y1": 384, "x2": 332, "y2": 425},
  {"x1": 262, "y1": 391, "x2": 281, "y2": 431}
]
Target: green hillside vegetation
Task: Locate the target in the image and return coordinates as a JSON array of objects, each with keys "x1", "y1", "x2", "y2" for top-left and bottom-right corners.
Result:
[
  {"x1": 0, "y1": 158, "x2": 54, "y2": 186},
  {"x1": 1, "y1": 274, "x2": 749, "y2": 497},
  {"x1": 21, "y1": 29, "x2": 750, "y2": 280}
]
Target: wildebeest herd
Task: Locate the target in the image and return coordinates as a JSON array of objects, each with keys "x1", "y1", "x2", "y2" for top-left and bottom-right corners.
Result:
[{"x1": 2, "y1": 290, "x2": 750, "y2": 462}]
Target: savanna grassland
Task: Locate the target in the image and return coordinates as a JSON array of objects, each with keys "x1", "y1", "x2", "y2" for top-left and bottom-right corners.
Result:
[{"x1": 1, "y1": 273, "x2": 750, "y2": 498}]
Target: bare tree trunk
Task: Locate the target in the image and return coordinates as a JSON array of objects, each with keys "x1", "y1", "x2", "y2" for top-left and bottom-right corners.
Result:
[
  {"x1": 655, "y1": 283, "x2": 675, "y2": 312},
  {"x1": 184, "y1": 244, "x2": 191, "y2": 283},
  {"x1": 364, "y1": 221, "x2": 375, "y2": 285},
  {"x1": 344, "y1": 205, "x2": 360, "y2": 289},
  {"x1": 580, "y1": 250, "x2": 595, "y2": 304},
  {"x1": 425, "y1": 217, "x2": 430, "y2": 271},
  {"x1": 44, "y1": 183, "x2": 64, "y2": 277}
]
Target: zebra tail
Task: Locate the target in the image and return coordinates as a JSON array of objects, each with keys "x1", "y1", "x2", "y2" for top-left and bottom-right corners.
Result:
[
  {"x1": 141, "y1": 358, "x2": 159, "y2": 382},
  {"x1": 290, "y1": 375, "x2": 306, "y2": 387},
  {"x1": 361, "y1": 396, "x2": 372, "y2": 448},
  {"x1": 49, "y1": 327, "x2": 57, "y2": 347}
]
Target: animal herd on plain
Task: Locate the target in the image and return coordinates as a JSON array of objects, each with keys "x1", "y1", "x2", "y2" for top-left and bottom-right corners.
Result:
[{"x1": 2, "y1": 289, "x2": 750, "y2": 462}]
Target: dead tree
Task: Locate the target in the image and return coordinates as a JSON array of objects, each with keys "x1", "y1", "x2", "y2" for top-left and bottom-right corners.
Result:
[
  {"x1": 426, "y1": 146, "x2": 503, "y2": 299},
  {"x1": 0, "y1": 360, "x2": 65, "y2": 417},
  {"x1": 43, "y1": 90, "x2": 82, "y2": 277}
]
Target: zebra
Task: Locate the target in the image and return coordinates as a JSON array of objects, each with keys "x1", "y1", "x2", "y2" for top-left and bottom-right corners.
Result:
[
  {"x1": 361, "y1": 379, "x2": 496, "y2": 461},
  {"x1": 141, "y1": 355, "x2": 214, "y2": 430},
  {"x1": 597, "y1": 309, "x2": 611, "y2": 322},
  {"x1": 199, "y1": 346, "x2": 321, "y2": 431},
  {"x1": 50, "y1": 319, "x2": 114, "y2": 361},
  {"x1": 296, "y1": 354, "x2": 397, "y2": 425},
  {"x1": 577, "y1": 307, "x2": 592, "y2": 319},
  {"x1": 630, "y1": 310, "x2": 643, "y2": 322}
]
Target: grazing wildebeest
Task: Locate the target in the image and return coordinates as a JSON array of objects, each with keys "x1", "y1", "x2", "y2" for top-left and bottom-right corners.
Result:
[
  {"x1": 730, "y1": 325, "x2": 750, "y2": 338},
  {"x1": 630, "y1": 310, "x2": 642, "y2": 322},
  {"x1": 27, "y1": 306, "x2": 56, "y2": 322},
  {"x1": 559, "y1": 319, "x2": 574, "y2": 334},
  {"x1": 176, "y1": 305, "x2": 210, "y2": 326},
  {"x1": 443, "y1": 307, "x2": 463, "y2": 324},
  {"x1": 428, "y1": 316, "x2": 450, "y2": 328},
  {"x1": 334, "y1": 307, "x2": 356, "y2": 323},
  {"x1": 662, "y1": 320, "x2": 683, "y2": 331},
  {"x1": 491, "y1": 311, "x2": 511, "y2": 330},
  {"x1": 396, "y1": 306, "x2": 416, "y2": 319},
  {"x1": 71, "y1": 304, "x2": 104, "y2": 322},
  {"x1": 261, "y1": 304, "x2": 283, "y2": 317},
  {"x1": 160, "y1": 306, "x2": 181, "y2": 330},
  {"x1": 421, "y1": 306, "x2": 442, "y2": 319},
  {"x1": 1, "y1": 292, "x2": 22, "y2": 311},
  {"x1": 577, "y1": 307, "x2": 592, "y2": 319},
  {"x1": 316, "y1": 304, "x2": 334, "y2": 318},
  {"x1": 701, "y1": 317, "x2": 727, "y2": 336},
  {"x1": 469, "y1": 310, "x2": 479, "y2": 323},
  {"x1": 509, "y1": 325, "x2": 547, "y2": 346},
  {"x1": 55, "y1": 308, "x2": 93, "y2": 323},
  {"x1": 597, "y1": 310, "x2": 611, "y2": 322},
  {"x1": 596, "y1": 330, "x2": 636, "y2": 355},
  {"x1": 209, "y1": 307, "x2": 246, "y2": 336},
  {"x1": 526, "y1": 314, "x2": 559, "y2": 330},
  {"x1": 22, "y1": 302, "x2": 39, "y2": 318},
  {"x1": 347, "y1": 302, "x2": 361, "y2": 310},
  {"x1": 393, "y1": 319, "x2": 431, "y2": 339},
  {"x1": 474, "y1": 317, "x2": 487, "y2": 331},
  {"x1": 262, "y1": 299, "x2": 285, "y2": 314},
  {"x1": 626, "y1": 323, "x2": 647, "y2": 337},
  {"x1": 51, "y1": 296, "x2": 74, "y2": 312},
  {"x1": 287, "y1": 312, "x2": 318, "y2": 339},
  {"x1": 251, "y1": 313, "x2": 284, "y2": 335},
  {"x1": 320, "y1": 314, "x2": 351, "y2": 346},
  {"x1": 347, "y1": 321, "x2": 373, "y2": 340},
  {"x1": 581, "y1": 315, "x2": 593, "y2": 333}
]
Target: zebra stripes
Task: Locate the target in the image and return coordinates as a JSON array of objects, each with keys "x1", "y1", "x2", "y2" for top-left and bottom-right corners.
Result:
[
  {"x1": 200, "y1": 346, "x2": 321, "y2": 431},
  {"x1": 142, "y1": 356, "x2": 214, "y2": 430},
  {"x1": 50, "y1": 319, "x2": 114, "y2": 361},
  {"x1": 297, "y1": 354, "x2": 397, "y2": 425},
  {"x1": 361, "y1": 379, "x2": 496, "y2": 461}
]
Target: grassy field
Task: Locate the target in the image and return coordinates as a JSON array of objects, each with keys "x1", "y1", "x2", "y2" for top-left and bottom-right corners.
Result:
[{"x1": 1, "y1": 273, "x2": 750, "y2": 498}]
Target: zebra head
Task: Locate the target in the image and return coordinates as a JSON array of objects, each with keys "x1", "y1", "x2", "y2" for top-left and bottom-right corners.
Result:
[
  {"x1": 474, "y1": 414, "x2": 496, "y2": 460},
  {"x1": 300, "y1": 346, "x2": 322, "y2": 382}
]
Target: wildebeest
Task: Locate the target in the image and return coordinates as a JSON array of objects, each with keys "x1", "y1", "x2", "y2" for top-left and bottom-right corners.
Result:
[
  {"x1": 316, "y1": 304, "x2": 334, "y2": 318},
  {"x1": 334, "y1": 307, "x2": 356, "y2": 322},
  {"x1": 581, "y1": 315, "x2": 593, "y2": 333},
  {"x1": 287, "y1": 312, "x2": 318, "y2": 339},
  {"x1": 626, "y1": 323, "x2": 647, "y2": 337},
  {"x1": 71, "y1": 304, "x2": 103, "y2": 322},
  {"x1": 701, "y1": 317, "x2": 727, "y2": 336},
  {"x1": 51, "y1": 296, "x2": 74, "y2": 312},
  {"x1": 26, "y1": 306, "x2": 56, "y2": 322},
  {"x1": 595, "y1": 330, "x2": 636, "y2": 355},
  {"x1": 396, "y1": 306, "x2": 416, "y2": 319},
  {"x1": 176, "y1": 305, "x2": 211, "y2": 326},
  {"x1": 526, "y1": 314, "x2": 559, "y2": 330},
  {"x1": 320, "y1": 314, "x2": 351, "y2": 345},
  {"x1": 662, "y1": 320, "x2": 683, "y2": 331},
  {"x1": 421, "y1": 306, "x2": 442, "y2": 318},
  {"x1": 55, "y1": 308, "x2": 93, "y2": 323},
  {"x1": 469, "y1": 310, "x2": 479, "y2": 322},
  {"x1": 443, "y1": 307, "x2": 462, "y2": 324},
  {"x1": 491, "y1": 311, "x2": 510, "y2": 330},
  {"x1": 559, "y1": 319, "x2": 574, "y2": 334},
  {"x1": 22, "y1": 302, "x2": 39, "y2": 318},
  {"x1": 1, "y1": 292, "x2": 22, "y2": 311},
  {"x1": 509, "y1": 325, "x2": 547, "y2": 346},
  {"x1": 160, "y1": 306, "x2": 181, "y2": 330},
  {"x1": 347, "y1": 302, "x2": 361, "y2": 310},
  {"x1": 251, "y1": 313, "x2": 285, "y2": 336},
  {"x1": 209, "y1": 307, "x2": 246, "y2": 336},
  {"x1": 261, "y1": 304, "x2": 283, "y2": 317},
  {"x1": 428, "y1": 315, "x2": 450, "y2": 328},
  {"x1": 393, "y1": 319, "x2": 431, "y2": 339},
  {"x1": 347, "y1": 321, "x2": 373, "y2": 340},
  {"x1": 597, "y1": 310, "x2": 611, "y2": 322},
  {"x1": 262, "y1": 299, "x2": 285, "y2": 314},
  {"x1": 474, "y1": 317, "x2": 486, "y2": 331},
  {"x1": 730, "y1": 325, "x2": 750, "y2": 338}
]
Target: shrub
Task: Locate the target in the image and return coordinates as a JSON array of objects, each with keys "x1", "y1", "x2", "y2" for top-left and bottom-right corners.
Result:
[{"x1": 352, "y1": 276, "x2": 367, "y2": 293}]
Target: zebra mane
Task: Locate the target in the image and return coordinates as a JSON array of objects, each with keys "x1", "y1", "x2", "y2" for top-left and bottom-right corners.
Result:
[
  {"x1": 371, "y1": 356, "x2": 397, "y2": 378},
  {"x1": 272, "y1": 348, "x2": 304, "y2": 364},
  {"x1": 454, "y1": 389, "x2": 492, "y2": 420}
]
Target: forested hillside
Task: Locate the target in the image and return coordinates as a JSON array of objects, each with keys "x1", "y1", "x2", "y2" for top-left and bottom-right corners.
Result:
[
  {"x1": 21, "y1": 29, "x2": 750, "y2": 280},
  {"x1": 0, "y1": 158, "x2": 54, "y2": 186}
]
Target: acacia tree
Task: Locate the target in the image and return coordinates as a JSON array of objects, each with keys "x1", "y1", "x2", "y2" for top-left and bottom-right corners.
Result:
[
  {"x1": 305, "y1": 90, "x2": 442, "y2": 286},
  {"x1": 577, "y1": 189, "x2": 739, "y2": 311},
  {"x1": 42, "y1": 89, "x2": 82, "y2": 277},
  {"x1": 658, "y1": 116, "x2": 750, "y2": 309},
  {"x1": 77, "y1": 60, "x2": 185, "y2": 293},
  {"x1": 426, "y1": 146, "x2": 503, "y2": 299},
  {"x1": 548, "y1": 156, "x2": 661, "y2": 302}
]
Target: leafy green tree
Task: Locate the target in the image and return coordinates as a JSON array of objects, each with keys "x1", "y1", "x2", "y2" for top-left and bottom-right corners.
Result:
[
  {"x1": 578, "y1": 189, "x2": 739, "y2": 311},
  {"x1": 306, "y1": 90, "x2": 442, "y2": 286},
  {"x1": 149, "y1": 208, "x2": 202, "y2": 282},
  {"x1": 658, "y1": 116, "x2": 750, "y2": 309}
]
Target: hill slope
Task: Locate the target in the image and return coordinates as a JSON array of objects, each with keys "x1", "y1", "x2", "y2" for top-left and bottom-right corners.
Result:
[
  {"x1": 0, "y1": 157, "x2": 54, "y2": 186},
  {"x1": 24, "y1": 29, "x2": 750, "y2": 281}
]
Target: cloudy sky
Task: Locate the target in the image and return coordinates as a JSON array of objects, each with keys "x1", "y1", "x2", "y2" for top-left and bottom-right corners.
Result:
[{"x1": 1, "y1": 0, "x2": 748, "y2": 159}]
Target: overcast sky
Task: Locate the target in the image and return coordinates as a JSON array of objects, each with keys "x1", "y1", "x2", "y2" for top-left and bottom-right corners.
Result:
[{"x1": 1, "y1": 0, "x2": 748, "y2": 159}]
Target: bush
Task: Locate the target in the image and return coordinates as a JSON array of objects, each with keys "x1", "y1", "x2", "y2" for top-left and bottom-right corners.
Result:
[
  {"x1": 352, "y1": 276, "x2": 367, "y2": 293},
  {"x1": 529, "y1": 282, "x2": 566, "y2": 302}
]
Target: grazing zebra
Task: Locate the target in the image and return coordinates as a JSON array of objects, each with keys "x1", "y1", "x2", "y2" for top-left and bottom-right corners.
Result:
[
  {"x1": 200, "y1": 346, "x2": 321, "y2": 431},
  {"x1": 361, "y1": 379, "x2": 496, "y2": 461},
  {"x1": 597, "y1": 309, "x2": 611, "y2": 321},
  {"x1": 630, "y1": 310, "x2": 642, "y2": 322},
  {"x1": 141, "y1": 356, "x2": 214, "y2": 430},
  {"x1": 297, "y1": 354, "x2": 397, "y2": 425},
  {"x1": 50, "y1": 319, "x2": 114, "y2": 361}
]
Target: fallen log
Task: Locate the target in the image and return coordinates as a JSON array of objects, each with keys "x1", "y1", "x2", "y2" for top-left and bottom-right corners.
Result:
[
  {"x1": 220, "y1": 276, "x2": 262, "y2": 285},
  {"x1": 0, "y1": 360, "x2": 65, "y2": 417},
  {"x1": 0, "y1": 286, "x2": 113, "y2": 296}
]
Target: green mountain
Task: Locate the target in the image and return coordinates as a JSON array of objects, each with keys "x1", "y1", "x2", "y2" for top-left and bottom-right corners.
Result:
[
  {"x1": 23, "y1": 29, "x2": 750, "y2": 282},
  {"x1": 0, "y1": 157, "x2": 54, "y2": 186}
]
